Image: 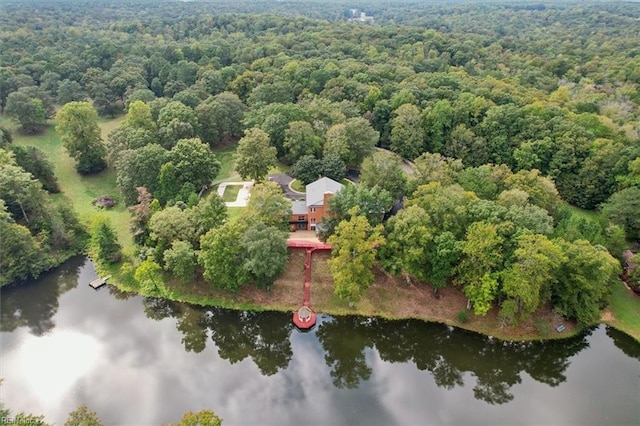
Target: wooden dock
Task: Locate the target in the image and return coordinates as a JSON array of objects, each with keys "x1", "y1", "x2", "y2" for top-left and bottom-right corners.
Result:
[
  {"x1": 292, "y1": 247, "x2": 322, "y2": 331},
  {"x1": 89, "y1": 275, "x2": 112, "y2": 289}
]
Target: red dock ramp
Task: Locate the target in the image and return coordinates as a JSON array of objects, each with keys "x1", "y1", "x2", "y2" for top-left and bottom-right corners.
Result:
[{"x1": 288, "y1": 240, "x2": 332, "y2": 330}]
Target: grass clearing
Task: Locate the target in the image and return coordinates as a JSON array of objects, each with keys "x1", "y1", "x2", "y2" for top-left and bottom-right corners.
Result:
[
  {"x1": 221, "y1": 184, "x2": 242, "y2": 202},
  {"x1": 212, "y1": 143, "x2": 238, "y2": 183},
  {"x1": 268, "y1": 161, "x2": 291, "y2": 175},
  {"x1": 605, "y1": 280, "x2": 640, "y2": 341},
  {"x1": 568, "y1": 204, "x2": 602, "y2": 221},
  {"x1": 227, "y1": 206, "x2": 245, "y2": 220},
  {"x1": 10, "y1": 116, "x2": 133, "y2": 250},
  {"x1": 98, "y1": 115, "x2": 125, "y2": 136},
  {"x1": 290, "y1": 179, "x2": 305, "y2": 192}
]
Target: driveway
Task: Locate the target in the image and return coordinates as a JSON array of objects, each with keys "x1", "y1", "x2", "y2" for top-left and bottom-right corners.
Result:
[
  {"x1": 217, "y1": 181, "x2": 254, "y2": 207},
  {"x1": 269, "y1": 173, "x2": 305, "y2": 200}
]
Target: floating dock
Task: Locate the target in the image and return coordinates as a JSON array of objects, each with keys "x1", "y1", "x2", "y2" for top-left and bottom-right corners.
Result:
[{"x1": 89, "y1": 275, "x2": 112, "y2": 289}]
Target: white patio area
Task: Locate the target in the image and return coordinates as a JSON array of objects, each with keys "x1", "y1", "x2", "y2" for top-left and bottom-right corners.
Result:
[{"x1": 217, "y1": 181, "x2": 254, "y2": 207}]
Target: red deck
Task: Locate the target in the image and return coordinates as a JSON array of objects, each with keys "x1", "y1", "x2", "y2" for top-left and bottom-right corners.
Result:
[
  {"x1": 286, "y1": 240, "x2": 332, "y2": 250},
  {"x1": 288, "y1": 240, "x2": 331, "y2": 330},
  {"x1": 292, "y1": 306, "x2": 317, "y2": 330}
]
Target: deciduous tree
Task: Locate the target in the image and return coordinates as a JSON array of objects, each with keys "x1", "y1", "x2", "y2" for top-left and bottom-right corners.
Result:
[
  {"x1": 0, "y1": 163, "x2": 47, "y2": 224},
  {"x1": 324, "y1": 117, "x2": 378, "y2": 166},
  {"x1": 500, "y1": 234, "x2": 565, "y2": 323},
  {"x1": 234, "y1": 127, "x2": 277, "y2": 182},
  {"x1": 245, "y1": 102, "x2": 307, "y2": 156},
  {"x1": 164, "y1": 240, "x2": 197, "y2": 282},
  {"x1": 321, "y1": 152, "x2": 346, "y2": 182},
  {"x1": 245, "y1": 181, "x2": 291, "y2": 231},
  {"x1": 56, "y1": 80, "x2": 86, "y2": 105},
  {"x1": 134, "y1": 259, "x2": 167, "y2": 296},
  {"x1": 283, "y1": 121, "x2": 323, "y2": 164},
  {"x1": 553, "y1": 239, "x2": 620, "y2": 326},
  {"x1": 64, "y1": 404, "x2": 103, "y2": 426},
  {"x1": 407, "y1": 182, "x2": 477, "y2": 238},
  {"x1": 240, "y1": 222, "x2": 288, "y2": 288},
  {"x1": 116, "y1": 144, "x2": 168, "y2": 205},
  {"x1": 172, "y1": 410, "x2": 222, "y2": 426},
  {"x1": 157, "y1": 101, "x2": 199, "y2": 148},
  {"x1": 56, "y1": 102, "x2": 107, "y2": 174},
  {"x1": 9, "y1": 145, "x2": 59, "y2": 193},
  {"x1": 456, "y1": 221, "x2": 504, "y2": 315},
  {"x1": 601, "y1": 187, "x2": 640, "y2": 241},
  {"x1": 199, "y1": 221, "x2": 248, "y2": 291},
  {"x1": 322, "y1": 184, "x2": 392, "y2": 239},
  {"x1": 360, "y1": 150, "x2": 407, "y2": 199},
  {"x1": 125, "y1": 100, "x2": 156, "y2": 131},
  {"x1": 380, "y1": 204, "x2": 432, "y2": 280},
  {"x1": 390, "y1": 103, "x2": 424, "y2": 159},
  {"x1": 195, "y1": 92, "x2": 247, "y2": 146},
  {"x1": 0, "y1": 201, "x2": 43, "y2": 287},
  {"x1": 192, "y1": 192, "x2": 227, "y2": 240},
  {"x1": 168, "y1": 137, "x2": 220, "y2": 192},
  {"x1": 328, "y1": 207, "x2": 384, "y2": 301},
  {"x1": 129, "y1": 187, "x2": 153, "y2": 245},
  {"x1": 5, "y1": 91, "x2": 46, "y2": 133},
  {"x1": 291, "y1": 155, "x2": 322, "y2": 185},
  {"x1": 0, "y1": 126, "x2": 12, "y2": 148},
  {"x1": 148, "y1": 205, "x2": 196, "y2": 256}
]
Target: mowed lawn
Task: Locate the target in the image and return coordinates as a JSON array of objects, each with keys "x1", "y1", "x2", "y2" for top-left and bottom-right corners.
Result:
[
  {"x1": 220, "y1": 184, "x2": 242, "y2": 202},
  {"x1": 212, "y1": 143, "x2": 239, "y2": 183},
  {"x1": 606, "y1": 280, "x2": 640, "y2": 341},
  {"x1": 7, "y1": 116, "x2": 134, "y2": 250}
]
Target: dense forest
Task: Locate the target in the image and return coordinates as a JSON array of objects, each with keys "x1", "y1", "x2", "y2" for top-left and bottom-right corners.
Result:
[{"x1": 1, "y1": 0, "x2": 639, "y2": 327}]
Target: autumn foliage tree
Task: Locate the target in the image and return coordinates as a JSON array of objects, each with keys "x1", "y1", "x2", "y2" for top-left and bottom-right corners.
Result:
[{"x1": 328, "y1": 207, "x2": 385, "y2": 302}]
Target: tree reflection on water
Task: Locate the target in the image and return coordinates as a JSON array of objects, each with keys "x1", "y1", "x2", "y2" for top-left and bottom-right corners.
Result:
[
  {"x1": 0, "y1": 256, "x2": 82, "y2": 335},
  {"x1": 6, "y1": 257, "x2": 593, "y2": 407},
  {"x1": 143, "y1": 298, "x2": 294, "y2": 376},
  {"x1": 144, "y1": 297, "x2": 593, "y2": 405},
  {"x1": 315, "y1": 316, "x2": 591, "y2": 404}
]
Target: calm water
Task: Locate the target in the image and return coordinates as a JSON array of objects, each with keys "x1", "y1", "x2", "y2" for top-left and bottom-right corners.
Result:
[{"x1": 1, "y1": 257, "x2": 639, "y2": 425}]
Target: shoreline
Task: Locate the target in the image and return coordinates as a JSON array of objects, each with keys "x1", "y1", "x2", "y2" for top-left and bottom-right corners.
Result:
[{"x1": 94, "y1": 251, "x2": 600, "y2": 343}]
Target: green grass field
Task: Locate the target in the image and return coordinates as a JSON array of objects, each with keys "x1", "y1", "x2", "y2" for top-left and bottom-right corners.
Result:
[
  {"x1": 220, "y1": 184, "x2": 242, "y2": 202},
  {"x1": 568, "y1": 204, "x2": 603, "y2": 221},
  {"x1": 227, "y1": 206, "x2": 245, "y2": 220},
  {"x1": 290, "y1": 179, "x2": 305, "y2": 192},
  {"x1": 268, "y1": 162, "x2": 291, "y2": 175},
  {"x1": 6, "y1": 116, "x2": 134, "y2": 250},
  {"x1": 606, "y1": 280, "x2": 640, "y2": 341},
  {"x1": 212, "y1": 143, "x2": 238, "y2": 183}
]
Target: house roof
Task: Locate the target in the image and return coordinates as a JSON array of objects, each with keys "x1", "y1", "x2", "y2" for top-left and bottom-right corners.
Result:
[
  {"x1": 306, "y1": 177, "x2": 344, "y2": 207},
  {"x1": 291, "y1": 200, "x2": 307, "y2": 215}
]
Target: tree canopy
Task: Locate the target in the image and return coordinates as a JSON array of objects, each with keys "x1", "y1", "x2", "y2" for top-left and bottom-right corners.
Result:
[{"x1": 1, "y1": 0, "x2": 637, "y2": 326}]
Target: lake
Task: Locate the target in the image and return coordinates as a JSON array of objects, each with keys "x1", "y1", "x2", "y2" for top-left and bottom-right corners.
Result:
[{"x1": 1, "y1": 257, "x2": 638, "y2": 425}]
